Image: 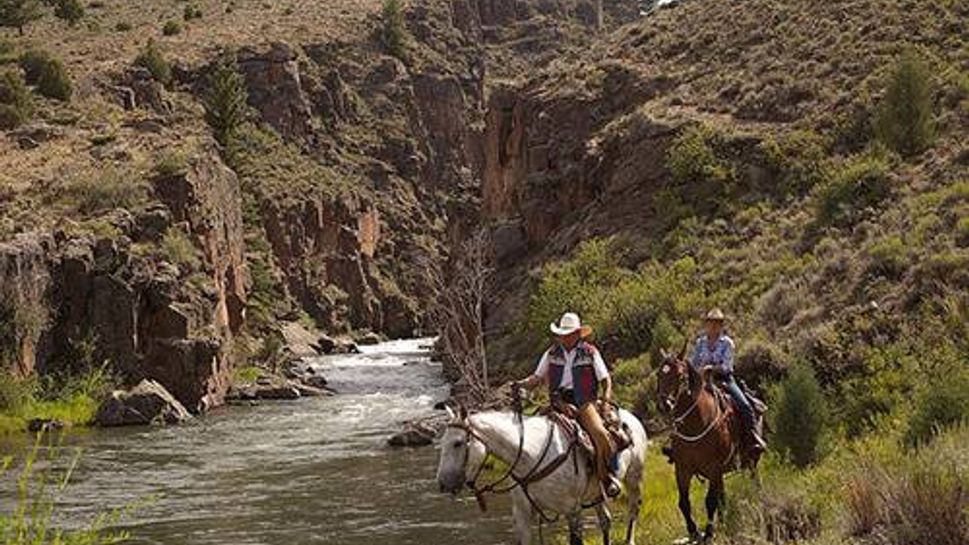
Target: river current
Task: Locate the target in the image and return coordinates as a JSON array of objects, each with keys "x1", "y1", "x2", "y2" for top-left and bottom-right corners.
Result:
[{"x1": 1, "y1": 339, "x2": 513, "y2": 544}]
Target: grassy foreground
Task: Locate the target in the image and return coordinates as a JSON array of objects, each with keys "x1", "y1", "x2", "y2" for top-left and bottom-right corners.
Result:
[{"x1": 570, "y1": 424, "x2": 969, "y2": 545}]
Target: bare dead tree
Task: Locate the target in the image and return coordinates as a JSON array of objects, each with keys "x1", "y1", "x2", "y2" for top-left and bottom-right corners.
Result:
[{"x1": 425, "y1": 228, "x2": 494, "y2": 405}]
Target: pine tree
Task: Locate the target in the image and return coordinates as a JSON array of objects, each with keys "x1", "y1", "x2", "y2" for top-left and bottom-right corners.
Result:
[
  {"x1": 0, "y1": 0, "x2": 43, "y2": 35},
  {"x1": 204, "y1": 58, "x2": 248, "y2": 149},
  {"x1": 381, "y1": 0, "x2": 410, "y2": 60},
  {"x1": 874, "y1": 51, "x2": 936, "y2": 157}
]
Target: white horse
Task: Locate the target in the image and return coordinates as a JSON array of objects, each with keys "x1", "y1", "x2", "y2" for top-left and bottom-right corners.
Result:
[{"x1": 436, "y1": 406, "x2": 648, "y2": 545}]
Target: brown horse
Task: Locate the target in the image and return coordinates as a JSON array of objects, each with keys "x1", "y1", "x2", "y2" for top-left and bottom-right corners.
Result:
[{"x1": 656, "y1": 346, "x2": 754, "y2": 542}]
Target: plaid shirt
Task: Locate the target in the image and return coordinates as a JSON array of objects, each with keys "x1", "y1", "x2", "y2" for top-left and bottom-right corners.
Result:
[{"x1": 689, "y1": 334, "x2": 735, "y2": 374}]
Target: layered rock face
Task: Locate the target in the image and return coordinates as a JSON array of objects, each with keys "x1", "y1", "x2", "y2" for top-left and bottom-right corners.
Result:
[{"x1": 0, "y1": 147, "x2": 245, "y2": 411}]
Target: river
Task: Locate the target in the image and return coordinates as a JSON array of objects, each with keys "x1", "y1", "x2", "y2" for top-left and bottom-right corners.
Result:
[{"x1": 1, "y1": 339, "x2": 513, "y2": 544}]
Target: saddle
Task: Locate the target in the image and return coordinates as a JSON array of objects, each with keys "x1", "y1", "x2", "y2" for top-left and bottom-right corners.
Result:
[{"x1": 541, "y1": 401, "x2": 632, "y2": 463}]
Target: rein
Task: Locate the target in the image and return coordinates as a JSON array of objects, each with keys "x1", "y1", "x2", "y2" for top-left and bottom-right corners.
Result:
[
  {"x1": 448, "y1": 414, "x2": 577, "y2": 523},
  {"x1": 669, "y1": 366, "x2": 726, "y2": 444}
]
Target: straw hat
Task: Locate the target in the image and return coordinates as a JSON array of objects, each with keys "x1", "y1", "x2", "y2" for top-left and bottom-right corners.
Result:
[
  {"x1": 549, "y1": 312, "x2": 592, "y2": 337},
  {"x1": 704, "y1": 308, "x2": 727, "y2": 322}
]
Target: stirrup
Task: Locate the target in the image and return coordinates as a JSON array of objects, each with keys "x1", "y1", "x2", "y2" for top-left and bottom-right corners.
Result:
[{"x1": 604, "y1": 476, "x2": 622, "y2": 499}]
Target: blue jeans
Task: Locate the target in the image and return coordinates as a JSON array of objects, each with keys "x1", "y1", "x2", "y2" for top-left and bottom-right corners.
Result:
[{"x1": 722, "y1": 377, "x2": 754, "y2": 430}]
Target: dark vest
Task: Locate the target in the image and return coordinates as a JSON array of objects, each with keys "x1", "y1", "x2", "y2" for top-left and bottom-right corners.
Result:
[{"x1": 546, "y1": 341, "x2": 600, "y2": 406}]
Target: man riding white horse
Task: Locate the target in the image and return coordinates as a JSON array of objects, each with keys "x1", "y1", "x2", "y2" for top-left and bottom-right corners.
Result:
[{"x1": 517, "y1": 312, "x2": 623, "y2": 499}]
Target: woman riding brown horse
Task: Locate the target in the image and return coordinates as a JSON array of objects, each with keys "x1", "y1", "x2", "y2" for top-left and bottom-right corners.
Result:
[{"x1": 656, "y1": 346, "x2": 741, "y2": 542}]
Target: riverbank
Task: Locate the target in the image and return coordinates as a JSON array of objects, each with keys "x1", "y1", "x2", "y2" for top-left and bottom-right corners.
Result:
[{"x1": 0, "y1": 339, "x2": 514, "y2": 545}]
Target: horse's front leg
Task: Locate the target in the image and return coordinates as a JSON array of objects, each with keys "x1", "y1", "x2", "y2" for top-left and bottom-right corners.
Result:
[
  {"x1": 567, "y1": 513, "x2": 584, "y2": 545},
  {"x1": 511, "y1": 488, "x2": 533, "y2": 545},
  {"x1": 703, "y1": 474, "x2": 725, "y2": 541},
  {"x1": 675, "y1": 465, "x2": 700, "y2": 541},
  {"x1": 595, "y1": 503, "x2": 612, "y2": 545}
]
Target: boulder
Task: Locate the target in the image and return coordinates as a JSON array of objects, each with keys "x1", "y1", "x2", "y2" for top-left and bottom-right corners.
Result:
[
  {"x1": 255, "y1": 384, "x2": 301, "y2": 400},
  {"x1": 354, "y1": 331, "x2": 382, "y2": 346},
  {"x1": 95, "y1": 379, "x2": 192, "y2": 427},
  {"x1": 388, "y1": 422, "x2": 436, "y2": 447}
]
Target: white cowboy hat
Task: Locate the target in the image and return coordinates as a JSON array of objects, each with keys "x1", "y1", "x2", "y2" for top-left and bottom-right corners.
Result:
[
  {"x1": 704, "y1": 308, "x2": 727, "y2": 321},
  {"x1": 549, "y1": 312, "x2": 592, "y2": 337}
]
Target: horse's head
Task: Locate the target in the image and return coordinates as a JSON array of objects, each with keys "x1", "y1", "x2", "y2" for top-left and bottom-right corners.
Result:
[
  {"x1": 656, "y1": 342, "x2": 698, "y2": 414},
  {"x1": 436, "y1": 405, "x2": 487, "y2": 495}
]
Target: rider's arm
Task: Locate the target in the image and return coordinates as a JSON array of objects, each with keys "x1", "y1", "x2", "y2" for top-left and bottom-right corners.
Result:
[
  {"x1": 591, "y1": 349, "x2": 612, "y2": 403},
  {"x1": 520, "y1": 351, "x2": 550, "y2": 391},
  {"x1": 719, "y1": 338, "x2": 735, "y2": 375}
]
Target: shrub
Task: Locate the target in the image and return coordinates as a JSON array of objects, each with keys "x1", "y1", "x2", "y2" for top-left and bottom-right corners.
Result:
[
  {"x1": 381, "y1": 0, "x2": 411, "y2": 60},
  {"x1": 19, "y1": 49, "x2": 72, "y2": 101},
  {"x1": 905, "y1": 369, "x2": 969, "y2": 447},
  {"x1": 65, "y1": 168, "x2": 145, "y2": 214},
  {"x1": 666, "y1": 124, "x2": 734, "y2": 186},
  {"x1": 204, "y1": 58, "x2": 248, "y2": 148},
  {"x1": 874, "y1": 51, "x2": 935, "y2": 157},
  {"x1": 162, "y1": 19, "x2": 181, "y2": 36},
  {"x1": 845, "y1": 437, "x2": 969, "y2": 545},
  {"x1": 17, "y1": 48, "x2": 49, "y2": 84},
  {"x1": 0, "y1": 68, "x2": 32, "y2": 129},
  {"x1": 153, "y1": 151, "x2": 186, "y2": 177},
  {"x1": 866, "y1": 235, "x2": 908, "y2": 278},
  {"x1": 114, "y1": 21, "x2": 131, "y2": 32},
  {"x1": 160, "y1": 227, "x2": 201, "y2": 269},
  {"x1": 53, "y1": 0, "x2": 84, "y2": 26},
  {"x1": 0, "y1": 373, "x2": 34, "y2": 413},
  {"x1": 770, "y1": 363, "x2": 827, "y2": 467},
  {"x1": 956, "y1": 216, "x2": 969, "y2": 248},
  {"x1": 135, "y1": 39, "x2": 171, "y2": 85},
  {"x1": 182, "y1": 3, "x2": 202, "y2": 20},
  {"x1": 815, "y1": 149, "x2": 894, "y2": 227},
  {"x1": 0, "y1": 0, "x2": 43, "y2": 35},
  {"x1": 759, "y1": 130, "x2": 828, "y2": 197},
  {"x1": 34, "y1": 56, "x2": 72, "y2": 100}
]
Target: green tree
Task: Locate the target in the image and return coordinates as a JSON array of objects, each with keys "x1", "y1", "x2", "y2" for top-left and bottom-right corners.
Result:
[
  {"x1": 874, "y1": 51, "x2": 936, "y2": 157},
  {"x1": 0, "y1": 68, "x2": 32, "y2": 129},
  {"x1": 0, "y1": 0, "x2": 42, "y2": 35},
  {"x1": 52, "y1": 0, "x2": 83, "y2": 26},
  {"x1": 770, "y1": 363, "x2": 828, "y2": 468},
  {"x1": 905, "y1": 369, "x2": 969, "y2": 447},
  {"x1": 381, "y1": 0, "x2": 410, "y2": 60},
  {"x1": 204, "y1": 58, "x2": 247, "y2": 149}
]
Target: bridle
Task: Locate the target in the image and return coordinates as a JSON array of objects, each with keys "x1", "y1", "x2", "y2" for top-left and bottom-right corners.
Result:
[
  {"x1": 661, "y1": 359, "x2": 725, "y2": 444},
  {"x1": 445, "y1": 410, "x2": 577, "y2": 524}
]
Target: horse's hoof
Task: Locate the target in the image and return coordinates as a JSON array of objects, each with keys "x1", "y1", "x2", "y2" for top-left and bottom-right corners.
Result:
[{"x1": 703, "y1": 525, "x2": 715, "y2": 542}]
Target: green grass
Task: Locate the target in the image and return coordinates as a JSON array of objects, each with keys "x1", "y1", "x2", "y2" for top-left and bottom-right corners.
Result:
[
  {"x1": 0, "y1": 393, "x2": 98, "y2": 435},
  {"x1": 571, "y1": 423, "x2": 969, "y2": 545}
]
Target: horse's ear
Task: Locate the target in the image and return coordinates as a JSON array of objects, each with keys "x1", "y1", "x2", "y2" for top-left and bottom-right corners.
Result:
[
  {"x1": 659, "y1": 348, "x2": 669, "y2": 361},
  {"x1": 445, "y1": 405, "x2": 456, "y2": 421},
  {"x1": 677, "y1": 337, "x2": 689, "y2": 361}
]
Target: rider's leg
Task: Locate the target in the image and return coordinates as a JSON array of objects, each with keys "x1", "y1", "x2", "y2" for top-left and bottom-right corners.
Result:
[
  {"x1": 725, "y1": 377, "x2": 765, "y2": 449},
  {"x1": 576, "y1": 402, "x2": 619, "y2": 496}
]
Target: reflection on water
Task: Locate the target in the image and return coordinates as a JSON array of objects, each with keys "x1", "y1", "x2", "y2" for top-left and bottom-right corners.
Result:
[{"x1": 0, "y1": 339, "x2": 513, "y2": 545}]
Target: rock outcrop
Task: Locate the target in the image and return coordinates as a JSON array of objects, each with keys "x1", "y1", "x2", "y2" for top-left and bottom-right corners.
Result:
[
  {"x1": 1, "y1": 146, "x2": 246, "y2": 413},
  {"x1": 95, "y1": 379, "x2": 192, "y2": 427}
]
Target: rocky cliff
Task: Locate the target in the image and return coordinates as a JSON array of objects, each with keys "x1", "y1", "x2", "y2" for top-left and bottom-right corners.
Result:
[{"x1": 0, "y1": 0, "x2": 641, "y2": 411}]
